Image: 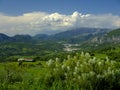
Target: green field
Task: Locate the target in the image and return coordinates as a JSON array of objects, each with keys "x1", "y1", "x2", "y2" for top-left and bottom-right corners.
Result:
[{"x1": 0, "y1": 52, "x2": 120, "y2": 90}]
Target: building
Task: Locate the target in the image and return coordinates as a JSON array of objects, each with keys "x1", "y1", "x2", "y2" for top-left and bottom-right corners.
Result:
[{"x1": 18, "y1": 58, "x2": 35, "y2": 62}]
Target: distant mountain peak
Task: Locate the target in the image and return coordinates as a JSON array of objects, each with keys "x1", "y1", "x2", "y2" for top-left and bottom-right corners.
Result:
[{"x1": 0, "y1": 33, "x2": 11, "y2": 41}]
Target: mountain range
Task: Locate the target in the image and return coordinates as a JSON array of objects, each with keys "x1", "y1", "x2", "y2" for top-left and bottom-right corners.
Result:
[
  {"x1": 0, "y1": 28, "x2": 110, "y2": 42},
  {"x1": 0, "y1": 28, "x2": 119, "y2": 45},
  {"x1": 90, "y1": 28, "x2": 120, "y2": 44},
  {"x1": 0, "y1": 27, "x2": 120, "y2": 61}
]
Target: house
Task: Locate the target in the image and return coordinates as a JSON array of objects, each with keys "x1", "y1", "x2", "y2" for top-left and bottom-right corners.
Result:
[{"x1": 18, "y1": 58, "x2": 35, "y2": 62}]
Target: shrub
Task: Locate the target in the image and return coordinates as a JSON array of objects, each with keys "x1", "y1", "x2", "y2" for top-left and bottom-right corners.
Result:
[
  {"x1": 44, "y1": 52, "x2": 120, "y2": 89},
  {"x1": 4, "y1": 63, "x2": 24, "y2": 84}
]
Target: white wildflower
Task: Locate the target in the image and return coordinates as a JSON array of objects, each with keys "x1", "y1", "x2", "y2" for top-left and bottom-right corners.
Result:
[
  {"x1": 73, "y1": 72, "x2": 77, "y2": 75},
  {"x1": 76, "y1": 61, "x2": 80, "y2": 67},
  {"x1": 81, "y1": 51, "x2": 84, "y2": 57},
  {"x1": 78, "y1": 75, "x2": 81, "y2": 79},
  {"x1": 110, "y1": 61, "x2": 115, "y2": 65},
  {"x1": 89, "y1": 58, "x2": 95, "y2": 64},
  {"x1": 83, "y1": 62, "x2": 87, "y2": 65},
  {"x1": 93, "y1": 57, "x2": 96, "y2": 61},
  {"x1": 63, "y1": 59, "x2": 66, "y2": 62},
  {"x1": 98, "y1": 61, "x2": 102, "y2": 66},
  {"x1": 73, "y1": 56, "x2": 77, "y2": 59},
  {"x1": 106, "y1": 57, "x2": 109, "y2": 62},
  {"x1": 85, "y1": 52, "x2": 90, "y2": 58},
  {"x1": 55, "y1": 63, "x2": 59, "y2": 67},
  {"x1": 64, "y1": 73, "x2": 67, "y2": 77},
  {"x1": 97, "y1": 74, "x2": 102, "y2": 79},
  {"x1": 75, "y1": 66, "x2": 78, "y2": 72},
  {"x1": 108, "y1": 67, "x2": 111, "y2": 72},
  {"x1": 53, "y1": 68, "x2": 56, "y2": 71},
  {"x1": 80, "y1": 64, "x2": 83, "y2": 68},
  {"x1": 67, "y1": 66, "x2": 70, "y2": 71},
  {"x1": 89, "y1": 71, "x2": 95, "y2": 76},
  {"x1": 47, "y1": 59, "x2": 53, "y2": 66},
  {"x1": 54, "y1": 68, "x2": 59, "y2": 71},
  {"x1": 67, "y1": 55, "x2": 70, "y2": 59},
  {"x1": 81, "y1": 73, "x2": 87, "y2": 79},
  {"x1": 55, "y1": 57, "x2": 59, "y2": 62},
  {"x1": 61, "y1": 65, "x2": 65, "y2": 69}
]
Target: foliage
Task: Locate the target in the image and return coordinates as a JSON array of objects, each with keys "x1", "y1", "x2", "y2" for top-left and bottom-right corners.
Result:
[
  {"x1": 44, "y1": 52, "x2": 120, "y2": 89},
  {"x1": 0, "y1": 41, "x2": 63, "y2": 62},
  {"x1": 0, "y1": 52, "x2": 120, "y2": 90},
  {"x1": 107, "y1": 28, "x2": 120, "y2": 36}
]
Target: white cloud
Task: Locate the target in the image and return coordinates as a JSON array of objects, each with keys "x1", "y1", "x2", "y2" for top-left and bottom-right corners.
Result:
[{"x1": 0, "y1": 11, "x2": 120, "y2": 36}]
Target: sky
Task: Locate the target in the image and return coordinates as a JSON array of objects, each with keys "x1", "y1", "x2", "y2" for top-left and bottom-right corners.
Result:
[{"x1": 0, "y1": 0, "x2": 120, "y2": 36}]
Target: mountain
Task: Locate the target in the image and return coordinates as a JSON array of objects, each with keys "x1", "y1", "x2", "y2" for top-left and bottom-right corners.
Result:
[
  {"x1": 33, "y1": 34, "x2": 49, "y2": 40},
  {"x1": 0, "y1": 28, "x2": 110, "y2": 43},
  {"x1": 0, "y1": 33, "x2": 12, "y2": 42},
  {"x1": 90, "y1": 28, "x2": 120, "y2": 44},
  {"x1": 80, "y1": 28, "x2": 120, "y2": 50},
  {"x1": 12, "y1": 35, "x2": 32, "y2": 42},
  {"x1": 33, "y1": 28, "x2": 110, "y2": 43},
  {"x1": 48, "y1": 28, "x2": 110, "y2": 43},
  {"x1": 0, "y1": 34, "x2": 34, "y2": 43}
]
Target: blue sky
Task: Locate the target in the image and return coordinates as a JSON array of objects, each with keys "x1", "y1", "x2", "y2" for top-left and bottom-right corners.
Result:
[
  {"x1": 0, "y1": 0, "x2": 120, "y2": 36},
  {"x1": 0, "y1": 0, "x2": 120, "y2": 15}
]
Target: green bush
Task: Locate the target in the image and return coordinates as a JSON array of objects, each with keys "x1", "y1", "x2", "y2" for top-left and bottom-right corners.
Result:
[
  {"x1": 4, "y1": 63, "x2": 24, "y2": 84},
  {"x1": 44, "y1": 52, "x2": 120, "y2": 89}
]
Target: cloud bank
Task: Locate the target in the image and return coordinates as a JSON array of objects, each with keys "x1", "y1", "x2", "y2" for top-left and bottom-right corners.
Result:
[{"x1": 0, "y1": 11, "x2": 120, "y2": 36}]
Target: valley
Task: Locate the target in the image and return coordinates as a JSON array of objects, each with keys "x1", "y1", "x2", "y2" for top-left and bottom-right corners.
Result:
[{"x1": 0, "y1": 28, "x2": 119, "y2": 62}]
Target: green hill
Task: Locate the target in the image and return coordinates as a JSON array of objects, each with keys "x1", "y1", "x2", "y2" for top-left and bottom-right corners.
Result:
[{"x1": 107, "y1": 28, "x2": 120, "y2": 36}]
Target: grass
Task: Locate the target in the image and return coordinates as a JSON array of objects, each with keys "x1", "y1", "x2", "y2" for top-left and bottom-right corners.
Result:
[
  {"x1": 0, "y1": 52, "x2": 120, "y2": 90},
  {"x1": 94, "y1": 53, "x2": 107, "y2": 59}
]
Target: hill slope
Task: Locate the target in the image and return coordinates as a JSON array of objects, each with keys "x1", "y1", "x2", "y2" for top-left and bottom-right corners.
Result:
[
  {"x1": 80, "y1": 28, "x2": 120, "y2": 50},
  {"x1": 0, "y1": 33, "x2": 12, "y2": 42},
  {"x1": 33, "y1": 28, "x2": 110, "y2": 43},
  {"x1": 107, "y1": 28, "x2": 120, "y2": 36}
]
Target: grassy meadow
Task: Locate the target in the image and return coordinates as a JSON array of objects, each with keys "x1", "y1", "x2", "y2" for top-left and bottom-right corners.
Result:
[{"x1": 0, "y1": 52, "x2": 120, "y2": 90}]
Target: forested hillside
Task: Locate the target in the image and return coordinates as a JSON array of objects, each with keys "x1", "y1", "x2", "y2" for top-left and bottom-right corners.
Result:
[{"x1": 0, "y1": 28, "x2": 120, "y2": 62}]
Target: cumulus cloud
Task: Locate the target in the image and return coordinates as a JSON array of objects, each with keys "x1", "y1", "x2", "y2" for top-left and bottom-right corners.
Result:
[{"x1": 0, "y1": 11, "x2": 120, "y2": 36}]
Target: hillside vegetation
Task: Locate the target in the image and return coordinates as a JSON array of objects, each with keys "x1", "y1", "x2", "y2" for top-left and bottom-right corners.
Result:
[
  {"x1": 0, "y1": 52, "x2": 120, "y2": 90},
  {"x1": 107, "y1": 28, "x2": 120, "y2": 36}
]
